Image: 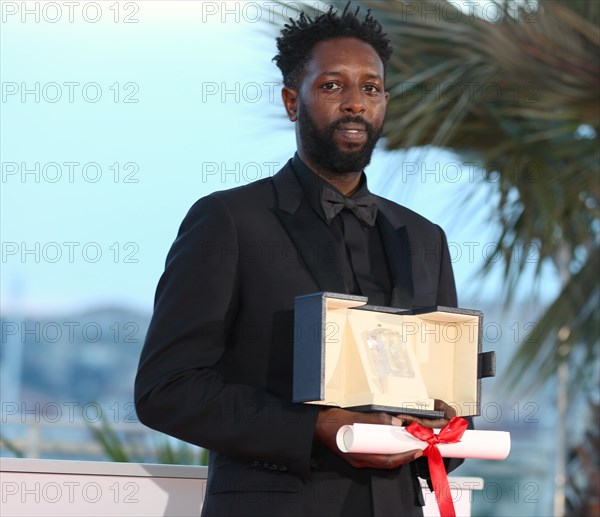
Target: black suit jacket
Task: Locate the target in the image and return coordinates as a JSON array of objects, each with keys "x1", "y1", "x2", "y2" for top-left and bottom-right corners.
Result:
[{"x1": 135, "y1": 161, "x2": 459, "y2": 516}]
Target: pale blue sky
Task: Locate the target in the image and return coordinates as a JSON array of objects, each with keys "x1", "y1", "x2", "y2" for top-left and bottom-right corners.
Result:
[
  {"x1": 1, "y1": 1, "x2": 557, "y2": 315},
  {"x1": 0, "y1": 7, "x2": 566, "y2": 515}
]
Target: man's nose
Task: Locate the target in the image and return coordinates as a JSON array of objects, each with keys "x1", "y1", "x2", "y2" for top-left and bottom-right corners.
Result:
[{"x1": 340, "y1": 88, "x2": 365, "y2": 114}]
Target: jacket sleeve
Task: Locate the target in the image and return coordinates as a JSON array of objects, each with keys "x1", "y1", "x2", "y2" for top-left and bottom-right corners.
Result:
[{"x1": 134, "y1": 194, "x2": 319, "y2": 479}]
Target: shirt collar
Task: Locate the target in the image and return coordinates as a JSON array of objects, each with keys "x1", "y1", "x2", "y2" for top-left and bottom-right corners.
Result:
[{"x1": 290, "y1": 152, "x2": 371, "y2": 221}]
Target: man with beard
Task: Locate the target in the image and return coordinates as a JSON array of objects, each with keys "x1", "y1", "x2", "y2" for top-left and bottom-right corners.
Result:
[{"x1": 135, "y1": 4, "x2": 460, "y2": 516}]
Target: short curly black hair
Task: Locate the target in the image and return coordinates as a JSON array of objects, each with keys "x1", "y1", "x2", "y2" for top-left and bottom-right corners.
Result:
[{"x1": 273, "y1": 2, "x2": 393, "y2": 88}]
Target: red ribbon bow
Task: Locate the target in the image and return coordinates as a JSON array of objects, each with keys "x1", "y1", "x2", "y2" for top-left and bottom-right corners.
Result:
[{"x1": 406, "y1": 416, "x2": 469, "y2": 517}]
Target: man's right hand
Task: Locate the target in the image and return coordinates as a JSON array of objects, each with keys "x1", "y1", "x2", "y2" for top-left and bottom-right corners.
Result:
[{"x1": 314, "y1": 407, "x2": 422, "y2": 469}]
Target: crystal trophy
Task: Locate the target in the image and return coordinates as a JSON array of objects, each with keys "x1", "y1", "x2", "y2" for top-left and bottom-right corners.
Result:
[{"x1": 365, "y1": 328, "x2": 416, "y2": 390}]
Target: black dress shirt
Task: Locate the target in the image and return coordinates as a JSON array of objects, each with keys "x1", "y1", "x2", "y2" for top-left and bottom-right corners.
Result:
[{"x1": 290, "y1": 153, "x2": 393, "y2": 306}]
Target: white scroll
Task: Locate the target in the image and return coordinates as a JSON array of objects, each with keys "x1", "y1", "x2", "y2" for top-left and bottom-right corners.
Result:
[{"x1": 336, "y1": 424, "x2": 510, "y2": 460}]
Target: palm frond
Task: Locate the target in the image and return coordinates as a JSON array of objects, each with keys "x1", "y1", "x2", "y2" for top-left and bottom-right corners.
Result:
[
  {"x1": 0, "y1": 435, "x2": 25, "y2": 458},
  {"x1": 502, "y1": 247, "x2": 599, "y2": 394},
  {"x1": 86, "y1": 411, "x2": 207, "y2": 465},
  {"x1": 265, "y1": 0, "x2": 599, "y2": 398}
]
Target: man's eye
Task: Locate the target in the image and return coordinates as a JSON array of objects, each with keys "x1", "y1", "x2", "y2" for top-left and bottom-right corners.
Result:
[
  {"x1": 363, "y1": 84, "x2": 380, "y2": 93},
  {"x1": 321, "y1": 82, "x2": 341, "y2": 91}
]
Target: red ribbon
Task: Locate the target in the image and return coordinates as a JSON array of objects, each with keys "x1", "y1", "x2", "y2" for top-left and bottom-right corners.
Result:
[{"x1": 406, "y1": 416, "x2": 469, "y2": 517}]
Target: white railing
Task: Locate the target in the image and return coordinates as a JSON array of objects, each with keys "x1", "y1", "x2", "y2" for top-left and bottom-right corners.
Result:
[{"x1": 1, "y1": 457, "x2": 482, "y2": 517}]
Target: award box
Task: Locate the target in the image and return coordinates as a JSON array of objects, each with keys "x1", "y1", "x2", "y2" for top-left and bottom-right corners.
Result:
[{"x1": 293, "y1": 292, "x2": 495, "y2": 418}]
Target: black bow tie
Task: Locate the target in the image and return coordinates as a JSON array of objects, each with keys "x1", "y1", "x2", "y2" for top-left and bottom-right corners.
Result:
[{"x1": 321, "y1": 186, "x2": 378, "y2": 226}]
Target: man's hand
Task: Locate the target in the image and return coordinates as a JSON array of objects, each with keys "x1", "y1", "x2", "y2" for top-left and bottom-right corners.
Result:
[
  {"x1": 397, "y1": 399, "x2": 457, "y2": 429},
  {"x1": 314, "y1": 407, "x2": 422, "y2": 469}
]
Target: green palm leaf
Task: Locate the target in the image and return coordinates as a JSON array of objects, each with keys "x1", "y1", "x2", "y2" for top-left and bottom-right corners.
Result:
[{"x1": 268, "y1": 0, "x2": 599, "y2": 395}]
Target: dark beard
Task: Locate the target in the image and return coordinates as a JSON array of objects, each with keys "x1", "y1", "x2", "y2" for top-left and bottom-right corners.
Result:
[{"x1": 298, "y1": 107, "x2": 383, "y2": 175}]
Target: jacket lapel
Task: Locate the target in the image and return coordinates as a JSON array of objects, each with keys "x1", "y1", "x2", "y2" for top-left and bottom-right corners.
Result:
[
  {"x1": 272, "y1": 163, "x2": 347, "y2": 293},
  {"x1": 376, "y1": 202, "x2": 416, "y2": 309},
  {"x1": 271, "y1": 163, "x2": 431, "y2": 306}
]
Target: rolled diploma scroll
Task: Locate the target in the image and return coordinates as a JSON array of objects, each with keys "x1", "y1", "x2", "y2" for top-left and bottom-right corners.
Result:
[{"x1": 336, "y1": 424, "x2": 510, "y2": 460}]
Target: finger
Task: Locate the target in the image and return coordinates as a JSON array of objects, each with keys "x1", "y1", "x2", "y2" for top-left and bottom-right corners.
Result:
[
  {"x1": 435, "y1": 399, "x2": 457, "y2": 419},
  {"x1": 373, "y1": 412, "x2": 402, "y2": 426},
  {"x1": 428, "y1": 419, "x2": 448, "y2": 429},
  {"x1": 398, "y1": 414, "x2": 423, "y2": 426},
  {"x1": 377, "y1": 449, "x2": 423, "y2": 468},
  {"x1": 401, "y1": 415, "x2": 449, "y2": 429},
  {"x1": 392, "y1": 450, "x2": 423, "y2": 462},
  {"x1": 347, "y1": 450, "x2": 423, "y2": 469},
  {"x1": 390, "y1": 415, "x2": 404, "y2": 426},
  {"x1": 418, "y1": 418, "x2": 447, "y2": 429}
]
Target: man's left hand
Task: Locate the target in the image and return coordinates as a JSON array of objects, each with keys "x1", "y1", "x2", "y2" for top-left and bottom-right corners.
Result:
[{"x1": 397, "y1": 399, "x2": 456, "y2": 429}]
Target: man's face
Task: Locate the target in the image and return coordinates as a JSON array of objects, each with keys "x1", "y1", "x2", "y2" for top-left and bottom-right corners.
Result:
[{"x1": 287, "y1": 37, "x2": 389, "y2": 174}]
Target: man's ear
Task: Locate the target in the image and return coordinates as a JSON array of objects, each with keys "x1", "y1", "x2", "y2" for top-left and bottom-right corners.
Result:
[{"x1": 282, "y1": 86, "x2": 298, "y2": 122}]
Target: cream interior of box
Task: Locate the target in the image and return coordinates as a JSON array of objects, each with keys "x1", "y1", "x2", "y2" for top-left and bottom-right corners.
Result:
[{"x1": 312, "y1": 298, "x2": 479, "y2": 416}]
